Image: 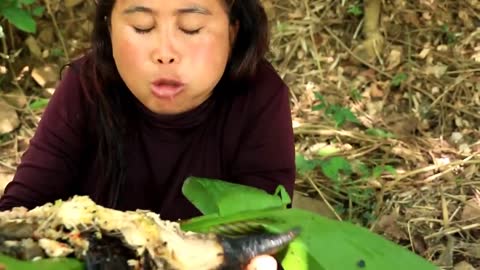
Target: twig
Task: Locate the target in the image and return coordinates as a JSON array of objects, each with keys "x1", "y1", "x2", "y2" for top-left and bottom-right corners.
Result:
[
  {"x1": 446, "y1": 68, "x2": 480, "y2": 74},
  {"x1": 1, "y1": 33, "x2": 16, "y2": 82},
  {"x1": 425, "y1": 223, "x2": 480, "y2": 240},
  {"x1": 440, "y1": 185, "x2": 449, "y2": 228},
  {"x1": 0, "y1": 32, "x2": 25, "y2": 94},
  {"x1": 384, "y1": 156, "x2": 480, "y2": 191},
  {"x1": 0, "y1": 160, "x2": 16, "y2": 172},
  {"x1": 305, "y1": 175, "x2": 343, "y2": 221},
  {"x1": 43, "y1": 0, "x2": 70, "y2": 61},
  {"x1": 294, "y1": 124, "x2": 386, "y2": 143},
  {"x1": 407, "y1": 217, "x2": 444, "y2": 253}
]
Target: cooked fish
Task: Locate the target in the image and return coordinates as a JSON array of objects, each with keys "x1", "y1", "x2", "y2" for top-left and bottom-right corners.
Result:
[{"x1": 0, "y1": 196, "x2": 299, "y2": 270}]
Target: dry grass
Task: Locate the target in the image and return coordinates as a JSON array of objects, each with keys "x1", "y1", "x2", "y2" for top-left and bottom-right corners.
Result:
[{"x1": 262, "y1": 0, "x2": 480, "y2": 268}]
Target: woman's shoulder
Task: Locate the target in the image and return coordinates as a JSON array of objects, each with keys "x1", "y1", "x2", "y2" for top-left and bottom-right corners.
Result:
[
  {"x1": 42, "y1": 54, "x2": 96, "y2": 129},
  {"x1": 227, "y1": 59, "x2": 290, "y2": 113},
  {"x1": 248, "y1": 58, "x2": 289, "y2": 96},
  {"x1": 51, "y1": 54, "x2": 96, "y2": 107}
]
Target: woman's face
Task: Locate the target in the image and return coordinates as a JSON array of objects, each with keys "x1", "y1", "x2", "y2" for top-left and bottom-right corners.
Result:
[{"x1": 109, "y1": 0, "x2": 238, "y2": 115}]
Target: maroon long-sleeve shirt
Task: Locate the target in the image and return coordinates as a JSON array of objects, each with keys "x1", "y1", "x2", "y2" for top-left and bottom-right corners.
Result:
[{"x1": 0, "y1": 56, "x2": 296, "y2": 221}]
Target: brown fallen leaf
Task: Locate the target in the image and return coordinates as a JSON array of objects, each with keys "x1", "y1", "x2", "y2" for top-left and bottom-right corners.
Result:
[
  {"x1": 402, "y1": 10, "x2": 421, "y2": 27},
  {"x1": 65, "y1": 0, "x2": 84, "y2": 8},
  {"x1": 457, "y1": 242, "x2": 480, "y2": 259},
  {"x1": 472, "y1": 51, "x2": 480, "y2": 63},
  {"x1": 387, "y1": 114, "x2": 419, "y2": 137},
  {"x1": 0, "y1": 173, "x2": 13, "y2": 196},
  {"x1": 2, "y1": 87, "x2": 27, "y2": 109},
  {"x1": 458, "y1": 9, "x2": 474, "y2": 29},
  {"x1": 461, "y1": 198, "x2": 480, "y2": 223},
  {"x1": 418, "y1": 47, "x2": 431, "y2": 59},
  {"x1": 385, "y1": 47, "x2": 403, "y2": 70},
  {"x1": 453, "y1": 261, "x2": 475, "y2": 270},
  {"x1": 292, "y1": 191, "x2": 337, "y2": 220},
  {"x1": 31, "y1": 65, "x2": 59, "y2": 88},
  {"x1": 373, "y1": 211, "x2": 408, "y2": 241},
  {"x1": 367, "y1": 82, "x2": 384, "y2": 98},
  {"x1": 366, "y1": 100, "x2": 384, "y2": 116},
  {"x1": 425, "y1": 63, "x2": 448, "y2": 79},
  {"x1": 38, "y1": 27, "x2": 54, "y2": 44},
  {"x1": 0, "y1": 98, "x2": 20, "y2": 135},
  {"x1": 463, "y1": 165, "x2": 477, "y2": 181},
  {"x1": 25, "y1": 36, "x2": 42, "y2": 59}
]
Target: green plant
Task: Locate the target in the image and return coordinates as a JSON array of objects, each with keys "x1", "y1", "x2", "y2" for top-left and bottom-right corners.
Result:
[
  {"x1": 440, "y1": 24, "x2": 457, "y2": 44},
  {"x1": 0, "y1": 133, "x2": 14, "y2": 143},
  {"x1": 350, "y1": 88, "x2": 363, "y2": 102},
  {"x1": 295, "y1": 152, "x2": 397, "y2": 224},
  {"x1": 181, "y1": 177, "x2": 437, "y2": 270},
  {"x1": 313, "y1": 93, "x2": 360, "y2": 127},
  {"x1": 0, "y1": 0, "x2": 45, "y2": 34},
  {"x1": 365, "y1": 127, "x2": 395, "y2": 138},
  {"x1": 28, "y1": 97, "x2": 50, "y2": 111},
  {"x1": 391, "y1": 72, "x2": 408, "y2": 87},
  {"x1": 347, "y1": 3, "x2": 363, "y2": 16}
]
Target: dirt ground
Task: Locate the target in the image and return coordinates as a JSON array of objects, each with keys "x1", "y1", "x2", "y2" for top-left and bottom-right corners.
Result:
[{"x1": 0, "y1": 0, "x2": 479, "y2": 269}]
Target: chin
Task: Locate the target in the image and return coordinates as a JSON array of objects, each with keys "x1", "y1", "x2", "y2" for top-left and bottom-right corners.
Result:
[{"x1": 146, "y1": 101, "x2": 187, "y2": 115}]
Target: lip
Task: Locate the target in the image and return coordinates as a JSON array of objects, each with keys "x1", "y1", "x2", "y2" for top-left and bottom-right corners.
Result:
[{"x1": 150, "y1": 78, "x2": 185, "y2": 99}]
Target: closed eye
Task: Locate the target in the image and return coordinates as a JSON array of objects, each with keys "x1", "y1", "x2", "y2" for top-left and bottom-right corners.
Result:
[
  {"x1": 133, "y1": 26, "x2": 154, "y2": 34},
  {"x1": 180, "y1": 27, "x2": 202, "y2": 35},
  {"x1": 133, "y1": 26, "x2": 202, "y2": 35}
]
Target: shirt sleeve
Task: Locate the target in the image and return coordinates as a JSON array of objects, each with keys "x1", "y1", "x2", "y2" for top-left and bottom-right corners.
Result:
[
  {"x1": 228, "y1": 61, "x2": 296, "y2": 200},
  {"x1": 0, "y1": 62, "x2": 90, "y2": 211}
]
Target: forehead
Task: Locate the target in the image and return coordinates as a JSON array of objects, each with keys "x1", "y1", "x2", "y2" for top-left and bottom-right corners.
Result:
[{"x1": 113, "y1": 0, "x2": 229, "y2": 13}]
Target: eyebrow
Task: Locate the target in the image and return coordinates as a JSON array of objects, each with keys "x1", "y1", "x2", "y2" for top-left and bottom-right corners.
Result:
[
  {"x1": 123, "y1": 6, "x2": 154, "y2": 15},
  {"x1": 176, "y1": 6, "x2": 212, "y2": 15},
  {"x1": 122, "y1": 5, "x2": 212, "y2": 16}
]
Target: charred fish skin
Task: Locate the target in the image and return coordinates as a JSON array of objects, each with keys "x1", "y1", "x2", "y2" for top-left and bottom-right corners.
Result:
[
  {"x1": 83, "y1": 232, "x2": 136, "y2": 270},
  {"x1": 217, "y1": 227, "x2": 301, "y2": 270}
]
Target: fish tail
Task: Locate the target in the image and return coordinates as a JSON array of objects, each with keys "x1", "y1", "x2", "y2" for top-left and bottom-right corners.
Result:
[{"x1": 218, "y1": 227, "x2": 301, "y2": 269}]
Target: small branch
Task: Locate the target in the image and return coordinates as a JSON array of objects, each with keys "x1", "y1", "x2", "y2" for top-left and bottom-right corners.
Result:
[
  {"x1": 43, "y1": 0, "x2": 70, "y2": 62},
  {"x1": 384, "y1": 156, "x2": 480, "y2": 191},
  {"x1": 0, "y1": 160, "x2": 16, "y2": 172},
  {"x1": 1, "y1": 34, "x2": 18, "y2": 85},
  {"x1": 424, "y1": 223, "x2": 480, "y2": 240},
  {"x1": 305, "y1": 175, "x2": 343, "y2": 221}
]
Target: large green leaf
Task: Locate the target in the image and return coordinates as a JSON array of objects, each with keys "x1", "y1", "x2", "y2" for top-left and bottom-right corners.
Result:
[
  {"x1": 181, "y1": 177, "x2": 439, "y2": 270},
  {"x1": 1, "y1": 6, "x2": 36, "y2": 33},
  {"x1": 181, "y1": 177, "x2": 289, "y2": 216},
  {"x1": 0, "y1": 254, "x2": 84, "y2": 270}
]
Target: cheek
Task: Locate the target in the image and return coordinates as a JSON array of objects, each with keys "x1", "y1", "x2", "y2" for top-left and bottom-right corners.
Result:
[
  {"x1": 115, "y1": 41, "x2": 136, "y2": 67},
  {"x1": 185, "y1": 30, "x2": 231, "y2": 69},
  {"x1": 112, "y1": 28, "x2": 147, "y2": 71}
]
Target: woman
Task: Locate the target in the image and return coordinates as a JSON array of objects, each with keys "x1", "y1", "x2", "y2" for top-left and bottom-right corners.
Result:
[{"x1": 0, "y1": 0, "x2": 296, "y2": 269}]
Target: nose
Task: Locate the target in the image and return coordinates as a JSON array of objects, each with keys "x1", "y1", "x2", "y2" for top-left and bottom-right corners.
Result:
[
  {"x1": 152, "y1": 30, "x2": 179, "y2": 65},
  {"x1": 157, "y1": 56, "x2": 175, "y2": 64}
]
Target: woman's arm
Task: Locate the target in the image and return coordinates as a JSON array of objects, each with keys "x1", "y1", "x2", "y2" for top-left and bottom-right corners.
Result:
[{"x1": 0, "y1": 63, "x2": 90, "y2": 211}]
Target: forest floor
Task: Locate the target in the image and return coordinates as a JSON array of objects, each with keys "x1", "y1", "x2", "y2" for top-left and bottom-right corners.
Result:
[{"x1": 0, "y1": 0, "x2": 479, "y2": 269}]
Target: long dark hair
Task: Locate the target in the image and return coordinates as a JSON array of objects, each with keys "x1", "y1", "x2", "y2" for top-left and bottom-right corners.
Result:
[{"x1": 76, "y1": 0, "x2": 270, "y2": 209}]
